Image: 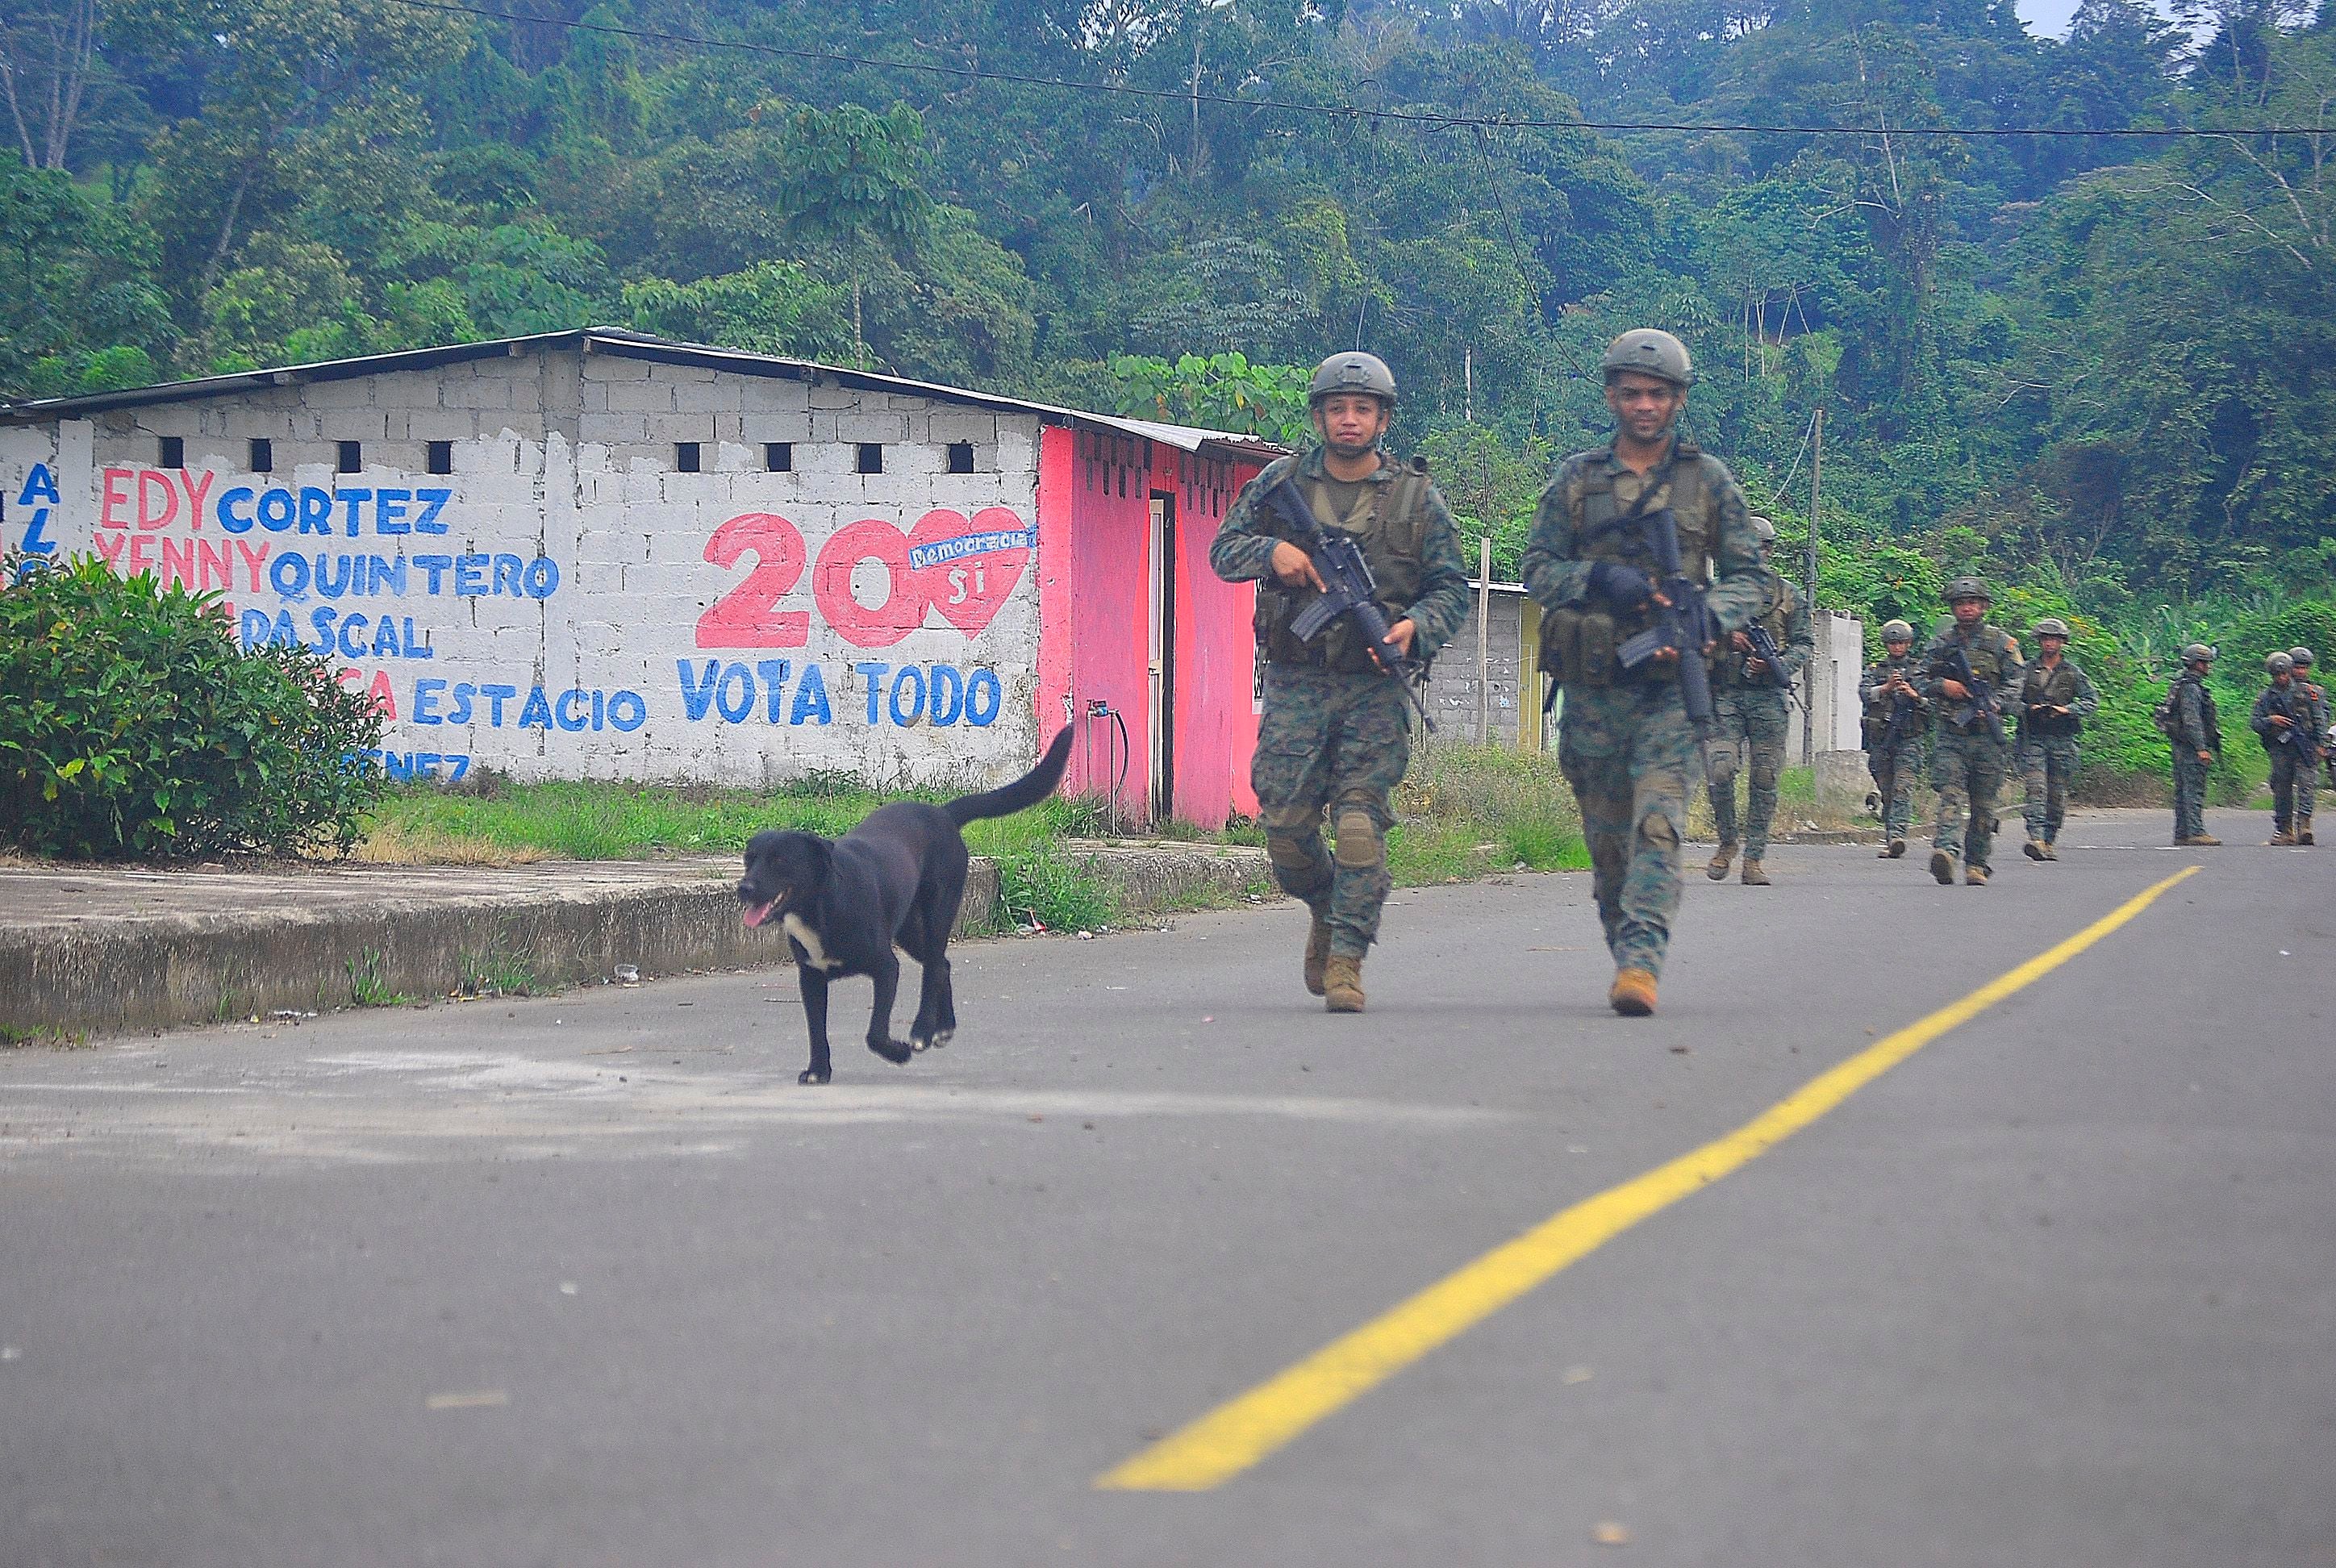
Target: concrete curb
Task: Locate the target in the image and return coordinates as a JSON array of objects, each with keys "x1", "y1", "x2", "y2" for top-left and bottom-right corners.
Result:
[{"x1": 1, "y1": 842, "x2": 1274, "y2": 1040}]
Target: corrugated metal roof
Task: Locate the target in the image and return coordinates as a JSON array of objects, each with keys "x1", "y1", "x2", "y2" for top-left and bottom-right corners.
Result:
[{"x1": 0, "y1": 327, "x2": 1291, "y2": 462}]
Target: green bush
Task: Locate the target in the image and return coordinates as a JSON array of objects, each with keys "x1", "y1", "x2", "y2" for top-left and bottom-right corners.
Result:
[{"x1": 0, "y1": 554, "x2": 386, "y2": 858}]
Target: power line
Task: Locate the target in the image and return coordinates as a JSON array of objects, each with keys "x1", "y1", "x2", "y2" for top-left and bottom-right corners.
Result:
[{"x1": 391, "y1": 0, "x2": 2329, "y2": 140}]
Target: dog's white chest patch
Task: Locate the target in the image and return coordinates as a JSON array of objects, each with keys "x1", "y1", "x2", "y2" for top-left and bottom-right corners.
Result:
[{"x1": 782, "y1": 913, "x2": 843, "y2": 972}]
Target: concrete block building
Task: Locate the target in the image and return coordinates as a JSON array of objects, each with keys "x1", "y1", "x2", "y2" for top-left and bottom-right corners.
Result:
[{"x1": 0, "y1": 329, "x2": 1281, "y2": 827}]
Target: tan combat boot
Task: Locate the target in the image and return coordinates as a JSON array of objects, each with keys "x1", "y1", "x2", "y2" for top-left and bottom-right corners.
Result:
[
  {"x1": 2301, "y1": 824, "x2": 2316, "y2": 846},
  {"x1": 1740, "y1": 858, "x2": 1770, "y2": 886},
  {"x1": 2023, "y1": 836, "x2": 2047, "y2": 861},
  {"x1": 2269, "y1": 831, "x2": 2297, "y2": 846},
  {"x1": 1966, "y1": 865, "x2": 1990, "y2": 886},
  {"x1": 1304, "y1": 918, "x2": 1333, "y2": 997},
  {"x1": 1886, "y1": 837, "x2": 1908, "y2": 858},
  {"x1": 1706, "y1": 843, "x2": 1737, "y2": 881},
  {"x1": 1322, "y1": 955, "x2": 1365, "y2": 1014},
  {"x1": 2038, "y1": 842, "x2": 2059, "y2": 860},
  {"x1": 1929, "y1": 849, "x2": 1957, "y2": 886},
  {"x1": 1608, "y1": 968, "x2": 1658, "y2": 1016}
]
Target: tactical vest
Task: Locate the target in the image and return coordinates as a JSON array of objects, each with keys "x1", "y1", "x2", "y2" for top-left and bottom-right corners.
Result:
[
  {"x1": 1932, "y1": 626, "x2": 2017, "y2": 734},
  {"x1": 1252, "y1": 456, "x2": 1432, "y2": 673},
  {"x1": 1539, "y1": 442, "x2": 1715, "y2": 687},
  {"x1": 2021, "y1": 660, "x2": 2084, "y2": 736},
  {"x1": 1714, "y1": 570, "x2": 1793, "y2": 690},
  {"x1": 1863, "y1": 656, "x2": 1927, "y2": 745}
]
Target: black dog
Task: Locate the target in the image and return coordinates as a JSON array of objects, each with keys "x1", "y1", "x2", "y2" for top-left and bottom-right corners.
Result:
[{"x1": 737, "y1": 727, "x2": 1073, "y2": 1084}]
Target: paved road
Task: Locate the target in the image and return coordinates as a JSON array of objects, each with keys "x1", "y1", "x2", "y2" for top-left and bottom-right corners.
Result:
[{"x1": 4, "y1": 811, "x2": 2331, "y2": 1566}]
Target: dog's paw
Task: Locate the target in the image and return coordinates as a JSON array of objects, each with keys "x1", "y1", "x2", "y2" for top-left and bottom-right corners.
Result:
[
  {"x1": 798, "y1": 1067, "x2": 832, "y2": 1086},
  {"x1": 909, "y1": 1027, "x2": 953, "y2": 1053},
  {"x1": 868, "y1": 1036, "x2": 914, "y2": 1065}
]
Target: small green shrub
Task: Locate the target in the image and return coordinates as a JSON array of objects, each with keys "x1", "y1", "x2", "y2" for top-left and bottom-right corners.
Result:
[
  {"x1": 994, "y1": 844, "x2": 1118, "y2": 932},
  {"x1": 0, "y1": 554, "x2": 385, "y2": 858}
]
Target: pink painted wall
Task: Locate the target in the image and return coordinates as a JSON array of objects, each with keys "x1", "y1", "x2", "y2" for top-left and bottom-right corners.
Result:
[
  {"x1": 1032, "y1": 426, "x2": 1265, "y2": 829},
  {"x1": 1166, "y1": 449, "x2": 1262, "y2": 826}
]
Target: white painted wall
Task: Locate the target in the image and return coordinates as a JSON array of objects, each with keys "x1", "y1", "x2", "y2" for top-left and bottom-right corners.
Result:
[{"x1": 1, "y1": 348, "x2": 1048, "y2": 788}]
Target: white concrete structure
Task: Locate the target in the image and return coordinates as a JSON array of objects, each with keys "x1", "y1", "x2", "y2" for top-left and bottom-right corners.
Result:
[{"x1": 0, "y1": 331, "x2": 1275, "y2": 806}]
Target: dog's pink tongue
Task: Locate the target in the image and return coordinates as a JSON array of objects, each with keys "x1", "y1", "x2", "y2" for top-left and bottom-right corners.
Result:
[{"x1": 741, "y1": 900, "x2": 776, "y2": 928}]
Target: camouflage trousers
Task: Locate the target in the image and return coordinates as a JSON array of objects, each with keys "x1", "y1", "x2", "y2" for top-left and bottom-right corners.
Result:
[
  {"x1": 2269, "y1": 748, "x2": 2317, "y2": 833},
  {"x1": 1930, "y1": 728, "x2": 2009, "y2": 869},
  {"x1": 2017, "y1": 734, "x2": 2081, "y2": 844},
  {"x1": 1867, "y1": 739, "x2": 1925, "y2": 841},
  {"x1": 1558, "y1": 681, "x2": 1698, "y2": 979},
  {"x1": 1251, "y1": 664, "x2": 1412, "y2": 957},
  {"x1": 2171, "y1": 751, "x2": 2211, "y2": 840},
  {"x1": 1706, "y1": 686, "x2": 1790, "y2": 859}
]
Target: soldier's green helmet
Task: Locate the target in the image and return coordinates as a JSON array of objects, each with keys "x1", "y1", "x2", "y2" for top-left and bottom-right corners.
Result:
[
  {"x1": 1944, "y1": 577, "x2": 1991, "y2": 603},
  {"x1": 1882, "y1": 619, "x2": 1913, "y2": 643},
  {"x1": 2290, "y1": 647, "x2": 2315, "y2": 669},
  {"x1": 1308, "y1": 352, "x2": 1397, "y2": 408},
  {"x1": 1750, "y1": 515, "x2": 1776, "y2": 543},
  {"x1": 2183, "y1": 642, "x2": 2215, "y2": 665},
  {"x1": 1600, "y1": 328, "x2": 1692, "y2": 389},
  {"x1": 2033, "y1": 617, "x2": 2071, "y2": 638},
  {"x1": 2268, "y1": 651, "x2": 2295, "y2": 676}
]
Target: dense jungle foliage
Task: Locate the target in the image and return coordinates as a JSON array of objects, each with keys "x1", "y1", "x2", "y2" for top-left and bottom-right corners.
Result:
[{"x1": 2, "y1": 0, "x2": 2330, "y2": 786}]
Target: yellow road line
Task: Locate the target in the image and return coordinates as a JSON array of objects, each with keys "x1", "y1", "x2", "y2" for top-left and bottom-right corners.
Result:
[{"x1": 1097, "y1": 864, "x2": 2201, "y2": 1492}]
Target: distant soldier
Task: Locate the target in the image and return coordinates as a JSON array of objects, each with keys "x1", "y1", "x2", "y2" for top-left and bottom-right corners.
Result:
[
  {"x1": 2251, "y1": 652, "x2": 2322, "y2": 847},
  {"x1": 1210, "y1": 352, "x2": 1470, "y2": 1012},
  {"x1": 1859, "y1": 619, "x2": 1929, "y2": 858},
  {"x1": 1704, "y1": 515, "x2": 1812, "y2": 886},
  {"x1": 2015, "y1": 617, "x2": 2099, "y2": 861},
  {"x1": 1522, "y1": 328, "x2": 1766, "y2": 1015},
  {"x1": 2291, "y1": 648, "x2": 2327, "y2": 842},
  {"x1": 2163, "y1": 643, "x2": 2221, "y2": 847},
  {"x1": 1918, "y1": 578, "x2": 2023, "y2": 886}
]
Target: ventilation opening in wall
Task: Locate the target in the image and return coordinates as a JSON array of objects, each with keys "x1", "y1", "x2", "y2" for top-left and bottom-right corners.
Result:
[
  {"x1": 159, "y1": 436, "x2": 184, "y2": 469},
  {"x1": 765, "y1": 442, "x2": 792, "y2": 472},
  {"x1": 336, "y1": 440, "x2": 362, "y2": 473},
  {"x1": 249, "y1": 438, "x2": 273, "y2": 473},
  {"x1": 677, "y1": 441, "x2": 702, "y2": 473},
  {"x1": 857, "y1": 443, "x2": 883, "y2": 474},
  {"x1": 426, "y1": 440, "x2": 453, "y2": 475},
  {"x1": 946, "y1": 441, "x2": 974, "y2": 474}
]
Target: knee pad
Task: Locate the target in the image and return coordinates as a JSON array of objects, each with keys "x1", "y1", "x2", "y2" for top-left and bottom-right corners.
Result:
[
  {"x1": 1707, "y1": 746, "x2": 1739, "y2": 786},
  {"x1": 1637, "y1": 808, "x2": 1679, "y2": 849},
  {"x1": 1750, "y1": 763, "x2": 1779, "y2": 791},
  {"x1": 1333, "y1": 805, "x2": 1385, "y2": 870}
]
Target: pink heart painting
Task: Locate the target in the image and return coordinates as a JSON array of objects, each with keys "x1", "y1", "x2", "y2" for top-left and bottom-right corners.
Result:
[{"x1": 907, "y1": 507, "x2": 1033, "y2": 638}]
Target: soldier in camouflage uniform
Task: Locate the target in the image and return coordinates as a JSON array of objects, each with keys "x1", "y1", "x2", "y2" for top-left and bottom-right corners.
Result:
[
  {"x1": 1859, "y1": 619, "x2": 1928, "y2": 857},
  {"x1": 2290, "y1": 648, "x2": 2326, "y2": 843},
  {"x1": 1522, "y1": 329, "x2": 1766, "y2": 1015},
  {"x1": 1704, "y1": 515, "x2": 1812, "y2": 886},
  {"x1": 1918, "y1": 579, "x2": 2025, "y2": 886},
  {"x1": 2251, "y1": 652, "x2": 2321, "y2": 847},
  {"x1": 2015, "y1": 617, "x2": 2100, "y2": 861},
  {"x1": 1209, "y1": 351, "x2": 1470, "y2": 1013},
  {"x1": 2165, "y1": 644, "x2": 2221, "y2": 846}
]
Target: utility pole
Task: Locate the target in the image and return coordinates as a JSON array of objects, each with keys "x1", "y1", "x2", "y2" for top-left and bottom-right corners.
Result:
[
  {"x1": 1477, "y1": 536, "x2": 1493, "y2": 747},
  {"x1": 1803, "y1": 405, "x2": 1822, "y2": 766}
]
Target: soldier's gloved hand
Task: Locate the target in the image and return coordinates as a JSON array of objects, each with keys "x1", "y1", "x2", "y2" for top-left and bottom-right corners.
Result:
[{"x1": 1587, "y1": 561, "x2": 1654, "y2": 609}]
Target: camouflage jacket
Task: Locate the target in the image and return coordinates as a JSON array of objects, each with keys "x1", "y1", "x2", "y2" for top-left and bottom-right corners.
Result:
[
  {"x1": 1917, "y1": 621, "x2": 2025, "y2": 736},
  {"x1": 2171, "y1": 673, "x2": 2220, "y2": 753},
  {"x1": 1209, "y1": 443, "x2": 1472, "y2": 663},
  {"x1": 1860, "y1": 653, "x2": 1929, "y2": 744},
  {"x1": 2016, "y1": 657, "x2": 2100, "y2": 739},
  {"x1": 1518, "y1": 436, "x2": 1767, "y2": 639},
  {"x1": 1714, "y1": 567, "x2": 1814, "y2": 690},
  {"x1": 2250, "y1": 681, "x2": 2324, "y2": 757}
]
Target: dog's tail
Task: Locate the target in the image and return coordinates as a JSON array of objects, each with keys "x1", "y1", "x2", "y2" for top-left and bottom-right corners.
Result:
[{"x1": 945, "y1": 725, "x2": 1074, "y2": 826}]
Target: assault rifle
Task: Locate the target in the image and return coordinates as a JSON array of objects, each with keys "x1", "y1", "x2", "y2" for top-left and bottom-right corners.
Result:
[
  {"x1": 1941, "y1": 642, "x2": 2003, "y2": 739},
  {"x1": 2269, "y1": 686, "x2": 2322, "y2": 761},
  {"x1": 1614, "y1": 506, "x2": 1717, "y2": 735},
  {"x1": 1258, "y1": 477, "x2": 1436, "y2": 732},
  {"x1": 1742, "y1": 621, "x2": 1794, "y2": 689}
]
